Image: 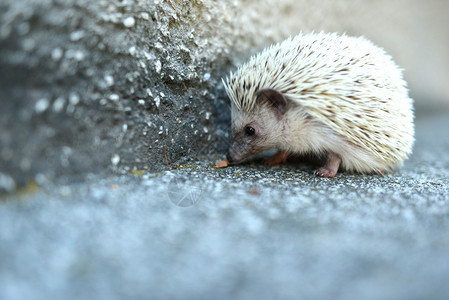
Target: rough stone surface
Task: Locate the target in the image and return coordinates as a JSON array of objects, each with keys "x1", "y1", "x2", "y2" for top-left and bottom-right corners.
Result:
[
  {"x1": 1, "y1": 0, "x2": 448, "y2": 188},
  {"x1": 1, "y1": 112, "x2": 449, "y2": 300},
  {"x1": 0, "y1": 0, "x2": 234, "y2": 185}
]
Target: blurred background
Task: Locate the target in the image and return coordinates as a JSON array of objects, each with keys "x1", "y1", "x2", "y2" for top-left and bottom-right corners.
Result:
[{"x1": 230, "y1": 0, "x2": 449, "y2": 112}]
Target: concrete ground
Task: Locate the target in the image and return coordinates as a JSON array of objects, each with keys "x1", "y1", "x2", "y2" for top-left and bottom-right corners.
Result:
[{"x1": 1, "y1": 111, "x2": 449, "y2": 300}]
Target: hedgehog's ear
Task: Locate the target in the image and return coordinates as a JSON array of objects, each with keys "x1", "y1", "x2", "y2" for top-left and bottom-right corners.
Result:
[{"x1": 256, "y1": 88, "x2": 288, "y2": 119}]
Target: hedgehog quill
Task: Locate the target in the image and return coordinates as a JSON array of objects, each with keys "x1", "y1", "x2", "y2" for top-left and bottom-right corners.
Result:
[{"x1": 223, "y1": 32, "x2": 414, "y2": 178}]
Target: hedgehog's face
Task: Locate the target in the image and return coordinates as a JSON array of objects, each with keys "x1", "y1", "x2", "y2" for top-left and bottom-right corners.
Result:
[
  {"x1": 227, "y1": 89, "x2": 288, "y2": 164},
  {"x1": 227, "y1": 114, "x2": 270, "y2": 164}
]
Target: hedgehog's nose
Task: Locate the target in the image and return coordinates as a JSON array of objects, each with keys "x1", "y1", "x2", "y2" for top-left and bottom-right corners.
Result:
[{"x1": 226, "y1": 152, "x2": 234, "y2": 164}]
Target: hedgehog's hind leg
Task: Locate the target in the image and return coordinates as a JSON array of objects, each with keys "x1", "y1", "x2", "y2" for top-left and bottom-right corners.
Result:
[
  {"x1": 314, "y1": 151, "x2": 341, "y2": 178},
  {"x1": 264, "y1": 151, "x2": 289, "y2": 165}
]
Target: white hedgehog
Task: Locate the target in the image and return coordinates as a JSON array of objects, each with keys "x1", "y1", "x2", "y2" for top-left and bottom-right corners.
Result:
[{"x1": 223, "y1": 32, "x2": 414, "y2": 177}]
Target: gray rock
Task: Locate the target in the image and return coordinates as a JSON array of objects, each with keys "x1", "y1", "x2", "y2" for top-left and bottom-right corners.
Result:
[{"x1": 0, "y1": 0, "x2": 234, "y2": 186}]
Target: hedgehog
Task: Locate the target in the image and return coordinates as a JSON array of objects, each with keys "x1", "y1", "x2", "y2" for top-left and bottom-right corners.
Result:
[{"x1": 223, "y1": 32, "x2": 414, "y2": 177}]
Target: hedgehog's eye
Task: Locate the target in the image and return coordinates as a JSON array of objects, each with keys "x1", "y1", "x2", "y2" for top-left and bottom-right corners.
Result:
[{"x1": 245, "y1": 126, "x2": 256, "y2": 136}]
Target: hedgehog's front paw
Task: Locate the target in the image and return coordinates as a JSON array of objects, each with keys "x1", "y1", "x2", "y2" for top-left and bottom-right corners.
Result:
[
  {"x1": 314, "y1": 167, "x2": 338, "y2": 178},
  {"x1": 264, "y1": 151, "x2": 289, "y2": 165}
]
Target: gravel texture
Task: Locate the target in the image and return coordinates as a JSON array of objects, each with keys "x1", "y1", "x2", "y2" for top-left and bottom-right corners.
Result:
[{"x1": 1, "y1": 112, "x2": 449, "y2": 300}]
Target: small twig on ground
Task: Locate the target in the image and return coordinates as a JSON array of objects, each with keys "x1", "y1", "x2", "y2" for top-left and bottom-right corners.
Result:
[{"x1": 164, "y1": 144, "x2": 172, "y2": 170}]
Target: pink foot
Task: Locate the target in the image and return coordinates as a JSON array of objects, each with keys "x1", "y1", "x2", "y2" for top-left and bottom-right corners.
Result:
[
  {"x1": 314, "y1": 167, "x2": 338, "y2": 178},
  {"x1": 314, "y1": 151, "x2": 341, "y2": 178},
  {"x1": 264, "y1": 151, "x2": 289, "y2": 165}
]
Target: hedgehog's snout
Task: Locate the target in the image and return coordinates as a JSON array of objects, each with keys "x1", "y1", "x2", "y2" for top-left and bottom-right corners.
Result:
[
  {"x1": 226, "y1": 152, "x2": 234, "y2": 164},
  {"x1": 227, "y1": 139, "x2": 248, "y2": 164},
  {"x1": 226, "y1": 142, "x2": 240, "y2": 164}
]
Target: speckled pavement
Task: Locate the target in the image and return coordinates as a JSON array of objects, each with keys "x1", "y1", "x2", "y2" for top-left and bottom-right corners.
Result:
[{"x1": 1, "y1": 112, "x2": 449, "y2": 300}]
